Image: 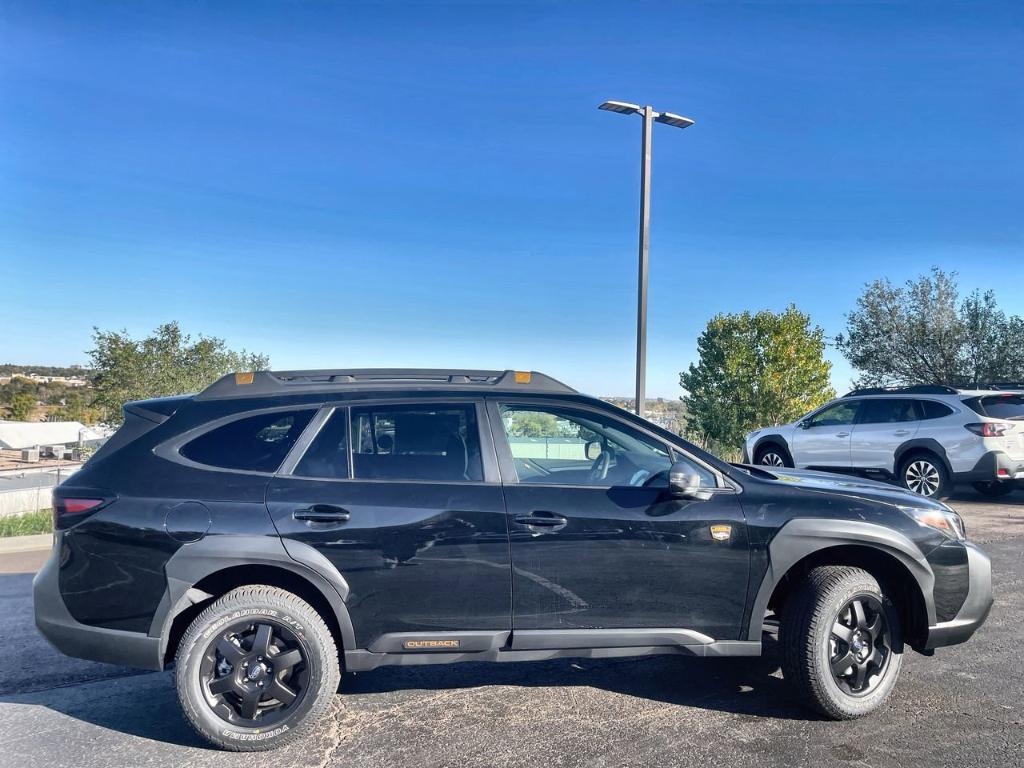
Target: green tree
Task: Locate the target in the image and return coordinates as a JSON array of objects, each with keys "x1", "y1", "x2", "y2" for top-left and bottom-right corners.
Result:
[
  {"x1": 6, "y1": 392, "x2": 37, "y2": 421},
  {"x1": 89, "y1": 322, "x2": 269, "y2": 424},
  {"x1": 680, "y1": 306, "x2": 835, "y2": 454},
  {"x1": 835, "y1": 268, "x2": 1024, "y2": 387},
  {"x1": 51, "y1": 389, "x2": 103, "y2": 425}
]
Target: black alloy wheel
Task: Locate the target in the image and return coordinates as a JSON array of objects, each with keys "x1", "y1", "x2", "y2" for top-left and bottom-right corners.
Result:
[
  {"x1": 828, "y1": 594, "x2": 892, "y2": 697},
  {"x1": 200, "y1": 619, "x2": 310, "y2": 726},
  {"x1": 780, "y1": 565, "x2": 903, "y2": 719},
  {"x1": 175, "y1": 585, "x2": 340, "y2": 751}
]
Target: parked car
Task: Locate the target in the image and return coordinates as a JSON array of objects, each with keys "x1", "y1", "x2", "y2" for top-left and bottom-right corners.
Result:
[
  {"x1": 35, "y1": 370, "x2": 992, "y2": 750},
  {"x1": 744, "y1": 385, "x2": 1024, "y2": 500}
]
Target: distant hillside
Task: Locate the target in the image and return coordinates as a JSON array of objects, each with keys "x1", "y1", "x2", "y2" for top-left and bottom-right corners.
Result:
[{"x1": 0, "y1": 364, "x2": 90, "y2": 378}]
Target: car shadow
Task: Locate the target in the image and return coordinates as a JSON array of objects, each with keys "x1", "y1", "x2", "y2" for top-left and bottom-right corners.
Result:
[
  {"x1": 948, "y1": 488, "x2": 1023, "y2": 505},
  {"x1": 338, "y1": 634, "x2": 814, "y2": 722},
  {"x1": 1, "y1": 645, "x2": 815, "y2": 751}
]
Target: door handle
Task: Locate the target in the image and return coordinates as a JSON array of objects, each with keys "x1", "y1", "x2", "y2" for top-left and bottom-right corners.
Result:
[
  {"x1": 836, "y1": 432, "x2": 850, "y2": 438},
  {"x1": 894, "y1": 429, "x2": 911, "y2": 436},
  {"x1": 514, "y1": 512, "x2": 568, "y2": 530},
  {"x1": 293, "y1": 504, "x2": 351, "y2": 523}
]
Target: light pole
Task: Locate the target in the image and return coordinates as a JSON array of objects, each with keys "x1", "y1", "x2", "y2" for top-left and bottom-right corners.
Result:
[{"x1": 599, "y1": 101, "x2": 694, "y2": 418}]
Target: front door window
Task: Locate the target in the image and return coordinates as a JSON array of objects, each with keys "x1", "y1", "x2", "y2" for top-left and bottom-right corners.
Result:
[{"x1": 498, "y1": 404, "x2": 679, "y2": 488}]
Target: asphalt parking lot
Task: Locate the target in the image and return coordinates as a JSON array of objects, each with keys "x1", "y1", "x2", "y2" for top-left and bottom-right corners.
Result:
[{"x1": 1, "y1": 489, "x2": 1022, "y2": 768}]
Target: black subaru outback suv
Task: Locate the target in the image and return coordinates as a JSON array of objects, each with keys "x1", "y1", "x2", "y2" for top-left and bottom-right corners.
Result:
[{"x1": 35, "y1": 369, "x2": 992, "y2": 750}]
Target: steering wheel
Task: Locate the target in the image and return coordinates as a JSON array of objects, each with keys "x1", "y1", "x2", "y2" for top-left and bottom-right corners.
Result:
[{"x1": 589, "y1": 450, "x2": 612, "y2": 483}]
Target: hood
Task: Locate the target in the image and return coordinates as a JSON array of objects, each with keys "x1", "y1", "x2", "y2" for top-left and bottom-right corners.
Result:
[{"x1": 739, "y1": 465, "x2": 950, "y2": 511}]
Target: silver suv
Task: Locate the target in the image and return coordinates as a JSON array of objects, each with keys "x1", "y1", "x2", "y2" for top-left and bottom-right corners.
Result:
[{"x1": 743, "y1": 385, "x2": 1024, "y2": 499}]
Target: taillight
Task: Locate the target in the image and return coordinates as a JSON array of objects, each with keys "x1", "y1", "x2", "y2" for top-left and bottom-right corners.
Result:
[
  {"x1": 965, "y1": 422, "x2": 1012, "y2": 438},
  {"x1": 52, "y1": 493, "x2": 108, "y2": 530}
]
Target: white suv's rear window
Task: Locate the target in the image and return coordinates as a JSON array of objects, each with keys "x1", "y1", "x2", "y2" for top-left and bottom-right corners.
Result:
[{"x1": 964, "y1": 394, "x2": 1024, "y2": 420}]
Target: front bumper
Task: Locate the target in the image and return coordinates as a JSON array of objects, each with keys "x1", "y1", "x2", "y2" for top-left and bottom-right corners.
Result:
[
  {"x1": 33, "y1": 533, "x2": 163, "y2": 670},
  {"x1": 924, "y1": 542, "x2": 993, "y2": 649}
]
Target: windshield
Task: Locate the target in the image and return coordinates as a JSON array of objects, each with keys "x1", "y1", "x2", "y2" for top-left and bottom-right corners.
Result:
[{"x1": 965, "y1": 394, "x2": 1024, "y2": 420}]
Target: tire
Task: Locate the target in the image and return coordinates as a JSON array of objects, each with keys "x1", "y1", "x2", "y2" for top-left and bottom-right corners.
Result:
[
  {"x1": 898, "y1": 452, "x2": 951, "y2": 500},
  {"x1": 780, "y1": 566, "x2": 903, "y2": 720},
  {"x1": 175, "y1": 585, "x2": 340, "y2": 751},
  {"x1": 972, "y1": 481, "x2": 1016, "y2": 499},
  {"x1": 755, "y1": 444, "x2": 792, "y2": 468}
]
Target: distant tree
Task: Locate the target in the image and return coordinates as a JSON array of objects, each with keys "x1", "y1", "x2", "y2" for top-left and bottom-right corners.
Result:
[
  {"x1": 7, "y1": 393, "x2": 37, "y2": 421},
  {"x1": 89, "y1": 322, "x2": 269, "y2": 424},
  {"x1": 51, "y1": 389, "x2": 103, "y2": 425},
  {"x1": 504, "y1": 410, "x2": 579, "y2": 438},
  {"x1": 835, "y1": 268, "x2": 1024, "y2": 387},
  {"x1": 680, "y1": 306, "x2": 835, "y2": 454}
]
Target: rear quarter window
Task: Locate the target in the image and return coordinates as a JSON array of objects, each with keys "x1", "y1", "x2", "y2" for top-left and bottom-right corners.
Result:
[
  {"x1": 919, "y1": 400, "x2": 955, "y2": 420},
  {"x1": 180, "y1": 409, "x2": 315, "y2": 472}
]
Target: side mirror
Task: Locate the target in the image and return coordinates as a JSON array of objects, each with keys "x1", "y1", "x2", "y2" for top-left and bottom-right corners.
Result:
[
  {"x1": 669, "y1": 461, "x2": 714, "y2": 501},
  {"x1": 798, "y1": 420, "x2": 812, "y2": 430},
  {"x1": 584, "y1": 440, "x2": 603, "y2": 461}
]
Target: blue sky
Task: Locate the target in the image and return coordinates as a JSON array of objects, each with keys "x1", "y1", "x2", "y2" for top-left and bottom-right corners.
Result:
[{"x1": 2, "y1": 1, "x2": 1021, "y2": 397}]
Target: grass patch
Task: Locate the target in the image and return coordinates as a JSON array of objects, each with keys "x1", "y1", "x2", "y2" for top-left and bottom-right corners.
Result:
[{"x1": 0, "y1": 509, "x2": 53, "y2": 537}]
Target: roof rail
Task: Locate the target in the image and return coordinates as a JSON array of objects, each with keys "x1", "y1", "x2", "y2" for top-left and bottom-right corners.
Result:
[
  {"x1": 842, "y1": 384, "x2": 960, "y2": 398},
  {"x1": 195, "y1": 369, "x2": 577, "y2": 400},
  {"x1": 977, "y1": 382, "x2": 1024, "y2": 391}
]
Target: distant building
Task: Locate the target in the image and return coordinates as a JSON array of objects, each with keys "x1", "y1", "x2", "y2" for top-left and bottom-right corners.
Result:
[
  {"x1": 0, "y1": 420, "x2": 106, "y2": 450},
  {"x1": 0, "y1": 373, "x2": 87, "y2": 387}
]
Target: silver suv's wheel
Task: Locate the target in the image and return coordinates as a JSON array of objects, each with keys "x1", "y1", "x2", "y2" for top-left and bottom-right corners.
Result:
[
  {"x1": 899, "y1": 453, "x2": 950, "y2": 499},
  {"x1": 754, "y1": 445, "x2": 791, "y2": 468}
]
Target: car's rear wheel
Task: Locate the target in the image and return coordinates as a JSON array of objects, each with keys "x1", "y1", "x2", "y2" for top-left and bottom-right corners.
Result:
[
  {"x1": 898, "y1": 452, "x2": 951, "y2": 500},
  {"x1": 781, "y1": 566, "x2": 903, "y2": 719},
  {"x1": 755, "y1": 444, "x2": 792, "y2": 468},
  {"x1": 175, "y1": 585, "x2": 340, "y2": 751},
  {"x1": 972, "y1": 481, "x2": 1016, "y2": 498}
]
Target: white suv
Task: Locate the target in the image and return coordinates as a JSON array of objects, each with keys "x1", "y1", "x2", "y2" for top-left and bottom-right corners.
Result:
[{"x1": 742, "y1": 385, "x2": 1024, "y2": 499}]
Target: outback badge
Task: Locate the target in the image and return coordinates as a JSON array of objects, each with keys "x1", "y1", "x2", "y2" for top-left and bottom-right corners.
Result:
[
  {"x1": 710, "y1": 524, "x2": 732, "y2": 541},
  {"x1": 403, "y1": 639, "x2": 461, "y2": 650}
]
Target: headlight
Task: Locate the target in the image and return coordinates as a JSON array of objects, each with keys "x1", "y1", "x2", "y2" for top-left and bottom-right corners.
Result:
[{"x1": 900, "y1": 505, "x2": 966, "y2": 541}]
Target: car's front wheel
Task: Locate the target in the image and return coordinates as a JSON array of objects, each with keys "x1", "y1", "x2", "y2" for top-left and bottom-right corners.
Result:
[
  {"x1": 781, "y1": 566, "x2": 903, "y2": 719},
  {"x1": 175, "y1": 585, "x2": 340, "y2": 751},
  {"x1": 755, "y1": 444, "x2": 792, "y2": 468}
]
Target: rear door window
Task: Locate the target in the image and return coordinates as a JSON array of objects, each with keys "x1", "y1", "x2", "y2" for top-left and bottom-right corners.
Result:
[
  {"x1": 181, "y1": 409, "x2": 316, "y2": 473},
  {"x1": 858, "y1": 399, "x2": 918, "y2": 424},
  {"x1": 293, "y1": 408, "x2": 350, "y2": 479},
  {"x1": 351, "y1": 404, "x2": 483, "y2": 482}
]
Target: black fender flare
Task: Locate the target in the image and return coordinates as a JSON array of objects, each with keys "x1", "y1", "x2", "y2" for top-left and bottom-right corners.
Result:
[
  {"x1": 745, "y1": 518, "x2": 936, "y2": 642},
  {"x1": 150, "y1": 535, "x2": 356, "y2": 661},
  {"x1": 752, "y1": 434, "x2": 792, "y2": 463},
  {"x1": 893, "y1": 439, "x2": 952, "y2": 475}
]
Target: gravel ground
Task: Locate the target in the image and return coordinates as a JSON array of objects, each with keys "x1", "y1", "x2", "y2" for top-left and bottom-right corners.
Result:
[{"x1": 0, "y1": 489, "x2": 1021, "y2": 767}]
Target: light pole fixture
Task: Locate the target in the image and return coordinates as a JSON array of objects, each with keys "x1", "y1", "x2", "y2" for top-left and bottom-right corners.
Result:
[{"x1": 599, "y1": 100, "x2": 694, "y2": 418}]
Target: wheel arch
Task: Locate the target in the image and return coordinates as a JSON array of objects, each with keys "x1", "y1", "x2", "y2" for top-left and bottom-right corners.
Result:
[
  {"x1": 753, "y1": 435, "x2": 793, "y2": 463},
  {"x1": 894, "y1": 439, "x2": 952, "y2": 475},
  {"x1": 154, "y1": 536, "x2": 356, "y2": 667},
  {"x1": 747, "y1": 519, "x2": 935, "y2": 650}
]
